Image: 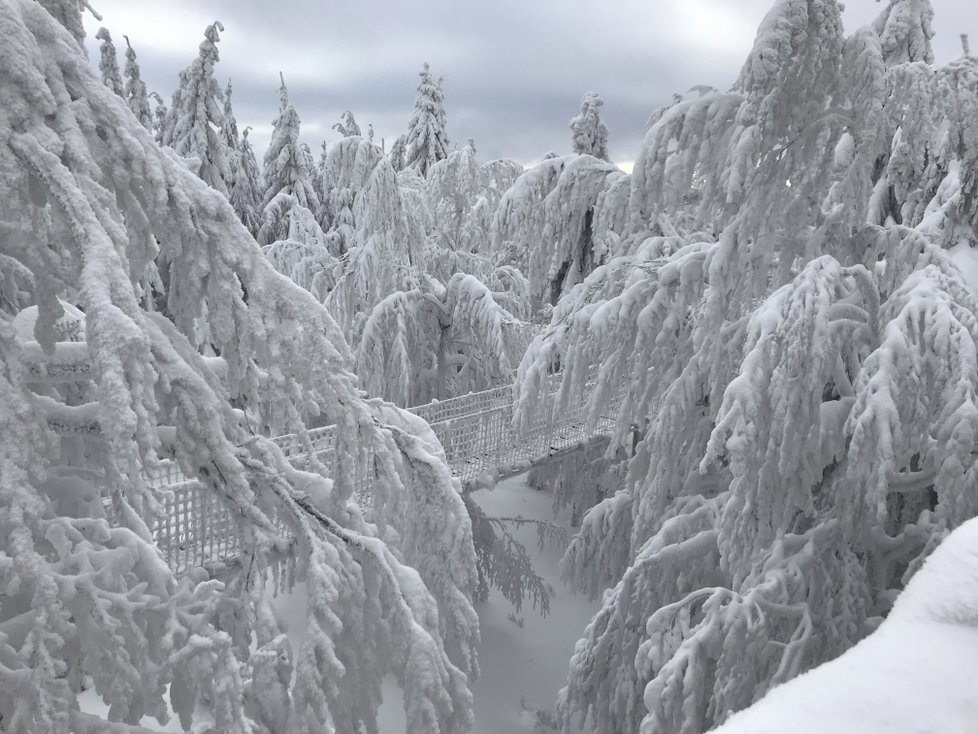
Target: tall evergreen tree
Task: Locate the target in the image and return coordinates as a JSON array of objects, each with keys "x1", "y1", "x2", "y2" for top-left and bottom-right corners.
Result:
[
  {"x1": 508, "y1": 1, "x2": 978, "y2": 732},
  {"x1": 0, "y1": 3, "x2": 479, "y2": 730},
  {"x1": 221, "y1": 78, "x2": 240, "y2": 152},
  {"x1": 258, "y1": 76, "x2": 321, "y2": 244},
  {"x1": 94, "y1": 27, "x2": 124, "y2": 97},
  {"x1": 166, "y1": 22, "x2": 232, "y2": 196},
  {"x1": 389, "y1": 133, "x2": 408, "y2": 172},
  {"x1": 570, "y1": 92, "x2": 610, "y2": 160},
  {"x1": 230, "y1": 127, "x2": 263, "y2": 237},
  {"x1": 122, "y1": 35, "x2": 153, "y2": 130},
  {"x1": 37, "y1": 0, "x2": 89, "y2": 45},
  {"x1": 332, "y1": 110, "x2": 361, "y2": 137},
  {"x1": 872, "y1": 0, "x2": 935, "y2": 65},
  {"x1": 149, "y1": 91, "x2": 167, "y2": 144},
  {"x1": 405, "y1": 63, "x2": 450, "y2": 178}
]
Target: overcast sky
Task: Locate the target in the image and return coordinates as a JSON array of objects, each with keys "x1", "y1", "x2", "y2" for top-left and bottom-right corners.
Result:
[{"x1": 83, "y1": 1, "x2": 971, "y2": 170}]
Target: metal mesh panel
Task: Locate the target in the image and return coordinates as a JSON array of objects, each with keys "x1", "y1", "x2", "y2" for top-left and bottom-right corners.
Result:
[
  {"x1": 143, "y1": 373, "x2": 625, "y2": 575},
  {"x1": 410, "y1": 384, "x2": 512, "y2": 424},
  {"x1": 154, "y1": 480, "x2": 240, "y2": 575}
]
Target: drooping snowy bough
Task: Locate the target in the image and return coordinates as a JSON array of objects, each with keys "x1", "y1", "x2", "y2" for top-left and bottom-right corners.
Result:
[
  {"x1": 0, "y1": 2, "x2": 478, "y2": 732},
  {"x1": 512, "y1": 1, "x2": 978, "y2": 733}
]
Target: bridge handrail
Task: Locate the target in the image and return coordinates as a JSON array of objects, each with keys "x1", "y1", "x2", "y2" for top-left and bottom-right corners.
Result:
[{"x1": 149, "y1": 371, "x2": 623, "y2": 575}]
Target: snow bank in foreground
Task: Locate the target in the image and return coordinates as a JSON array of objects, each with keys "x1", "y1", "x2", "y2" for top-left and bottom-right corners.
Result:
[{"x1": 712, "y1": 518, "x2": 978, "y2": 733}]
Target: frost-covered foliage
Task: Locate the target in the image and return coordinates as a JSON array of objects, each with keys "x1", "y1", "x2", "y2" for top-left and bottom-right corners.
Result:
[
  {"x1": 528, "y1": 437, "x2": 627, "y2": 528},
  {"x1": 94, "y1": 27, "x2": 123, "y2": 97},
  {"x1": 221, "y1": 79, "x2": 240, "y2": 155},
  {"x1": 492, "y1": 154, "x2": 627, "y2": 307},
  {"x1": 712, "y1": 515, "x2": 978, "y2": 733},
  {"x1": 37, "y1": 0, "x2": 92, "y2": 44},
  {"x1": 424, "y1": 143, "x2": 524, "y2": 269},
  {"x1": 150, "y1": 91, "x2": 167, "y2": 145},
  {"x1": 258, "y1": 77, "x2": 321, "y2": 245},
  {"x1": 389, "y1": 132, "x2": 408, "y2": 172},
  {"x1": 570, "y1": 92, "x2": 610, "y2": 161},
  {"x1": 332, "y1": 110, "x2": 361, "y2": 137},
  {"x1": 355, "y1": 273, "x2": 518, "y2": 405},
  {"x1": 510, "y1": 2, "x2": 978, "y2": 733},
  {"x1": 405, "y1": 63, "x2": 450, "y2": 178},
  {"x1": 122, "y1": 35, "x2": 153, "y2": 130},
  {"x1": 261, "y1": 238, "x2": 338, "y2": 302},
  {"x1": 163, "y1": 22, "x2": 232, "y2": 196},
  {"x1": 323, "y1": 144, "x2": 422, "y2": 341},
  {"x1": 319, "y1": 134, "x2": 388, "y2": 256},
  {"x1": 426, "y1": 141, "x2": 485, "y2": 252},
  {"x1": 0, "y1": 3, "x2": 479, "y2": 732},
  {"x1": 872, "y1": 0, "x2": 934, "y2": 65},
  {"x1": 231, "y1": 127, "x2": 263, "y2": 237}
]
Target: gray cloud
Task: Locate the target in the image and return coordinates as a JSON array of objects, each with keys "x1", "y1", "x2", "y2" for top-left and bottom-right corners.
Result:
[{"x1": 84, "y1": 1, "x2": 974, "y2": 168}]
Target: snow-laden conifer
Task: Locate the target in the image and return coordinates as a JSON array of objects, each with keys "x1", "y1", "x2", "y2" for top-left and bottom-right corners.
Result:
[
  {"x1": 0, "y1": 2, "x2": 479, "y2": 730},
  {"x1": 165, "y1": 22, "x2": 232, "y2": 195},
  {"x1": 95, "y1": 27, "x2": 124, "y2": 97},
  {"x1": 570, "y1": 92, "x2": 610, "y2": 160},
  {"x1": 390, "y1": 132, "x2": 408, "y2": 172},
  {"x1": 323, "y1": 148, "x2": 420, "y2": 341},
  {"x1": 258, "y1": 76, "x2": 321, "y2": 245},
  {"x1": 356, "y1": 273, "x2": 517, "y2": 405},
  {"x1": 332, "y1": 110, "x2": 361, "y2": 137},
  {"x1": 509, "y1": 1, "x2": 978, "y2": 732},
  {"x1": 150, "y1": 91, "x2": 167, "y2": 144},
  {"x1": 872, "y1": 0, "x2": 935, "y2": 65},
  {"x1": 492, "y1": 154, "x2": 626, "y2": 307},
  {"x1": 405, "y1": 63, "x2": 450, "y2": 178},
  {"x1": 122, "y1": 35, "x2": 153, "y2": 130},
  {"x1": 231, "y1": 127, "x2": 264, "y2": 237}
]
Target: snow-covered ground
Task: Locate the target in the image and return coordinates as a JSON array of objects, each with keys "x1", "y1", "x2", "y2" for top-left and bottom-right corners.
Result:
[
  {"x1": 713, "y1": 516, "x2": 978, "y2": 733},
  {"x1": 377, "y1": 474, "x2": 601, "y2": 733},
  {"x1": 462, "y1": 477, "x2": 600, "y2": 733}
]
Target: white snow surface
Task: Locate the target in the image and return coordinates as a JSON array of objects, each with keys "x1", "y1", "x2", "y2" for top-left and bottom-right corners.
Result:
[
  {"x1": 713, "y1": 516, "x2": 978, "y2": 733},
  {"x1": 949, "y1": 242, "x2": 978, "y2": 297},
  {"x1": 374, "y1": 474, "x2": 601, "y2": 733}
]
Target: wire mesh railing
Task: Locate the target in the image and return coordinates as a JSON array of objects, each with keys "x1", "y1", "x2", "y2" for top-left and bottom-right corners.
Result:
[{"x1": 148, "y1": 373, "x2": 624, "y2": 575}]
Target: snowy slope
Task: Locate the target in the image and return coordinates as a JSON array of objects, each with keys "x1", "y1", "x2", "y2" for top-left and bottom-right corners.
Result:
[{"x1": 712, "y1": 518, "x2": 978, "y2": 734}]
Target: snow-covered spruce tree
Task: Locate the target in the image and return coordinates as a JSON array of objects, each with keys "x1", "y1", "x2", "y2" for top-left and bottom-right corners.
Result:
[
  {"x1": 318, "y1": 134, "x2": 388, "y2": 257},
  {"x1": 333, "y1": 110, "x2": 361, "y2": 137},
  {"x1": 492, "y1": 153, "x2": 628, "y2": 308},
  {"x1": 426, "y1": 140, "x2": 488, "y2": 254},
  {"x1": 122, "y1": 35, "x2": 153, "y2": 130},
  {"x1": 164, "y1": 22, "x2": 232, "y2": 196},
  {"x1": 37, "y1": 0, "x2": 93, "y2": 45},
  {"x1": 231, "y1": 127, "x2": 263, "y2": 237},
  {"x1": 222, "y1": 79, "x2": 241, "y2": 158},
  {"x1": 390, "y1": 132, "x2": 408, "y2": 172},
  {"x1": 873, "y1": 0, "x2": 935, "y2": 64},
  {"x1": 570, "y1": 92, "x2": 610, "y2": 161},
  {"x1": 404, "y1": 63, "x2": 450, "y2": 178},
  {"x1": 511, "y1": 1, "x2": 978, "y2": 733},
  {"x1": 355, "y1": 272, "x2": 517, "y2": 406},
  {"x1": 149, "y1": 91, "x2": 167, "y2": 145},
  {"x1": 258, "y1": 75, "x2": 322, "y2": 245},
  {"x1": 94, "y1": 26, "x2": 123, "y2": 97},
  {"x1": 313, "y1": 133, "x2": 437, "y2": 346},
  {"x1": 0, "y1": 3, "x2": 479, "y2": 732}
]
